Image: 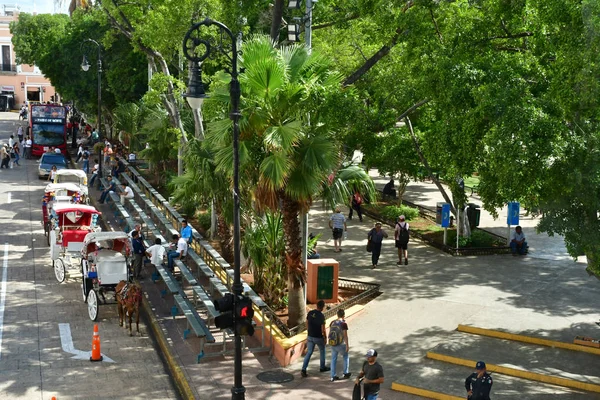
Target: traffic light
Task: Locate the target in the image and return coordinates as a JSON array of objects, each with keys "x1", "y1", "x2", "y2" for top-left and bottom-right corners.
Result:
[
  {"x1": 235, "y1": 295, "x2": 255, "y2": 336},
  {"x1": 214, "y1": 293, "x2": 235, "y2": 330}
]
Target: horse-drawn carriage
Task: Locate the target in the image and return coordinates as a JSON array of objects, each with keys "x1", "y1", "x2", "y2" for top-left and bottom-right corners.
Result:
[
  {"x1": 50, "y1": 203, "x2": 101, "y2": 283},
  {"x1": 53, "y1": 169, "x2": 89, "y2": 202},
  {"x1": 80, "y1": 231, "x2": 132, "y2": 322},
  {"x1": 42, "y1": 183, "x2": 86, "y2": 245}
]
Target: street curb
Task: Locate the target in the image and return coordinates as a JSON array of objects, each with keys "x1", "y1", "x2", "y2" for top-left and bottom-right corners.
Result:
[
  {"x1": 458, "y1": 325, "x2": 600, "y2": 356},
  {"x1": 391, "y1": 383, "x2": 463, "y2": 400},
  {"x1": 426, "y1": 351, "x2": 600, "y2": 393},
  {"x1": 141, "y1": 295, "x2": 197, "y2": 400}
]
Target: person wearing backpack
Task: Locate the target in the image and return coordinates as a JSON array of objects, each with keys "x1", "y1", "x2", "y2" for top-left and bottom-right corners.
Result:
[
  {"x1": 82, "y1": 147, "x2": 90, "y2": 173},
  {"x1": 349, "y1": 189, "x2": 363, "y2": 222},
  {"x1": 395, "y1": 215, "x2": 410, "y2": 265},
  {"x1": 329, "y1": 309, "x2": 351, "y2": 382}
]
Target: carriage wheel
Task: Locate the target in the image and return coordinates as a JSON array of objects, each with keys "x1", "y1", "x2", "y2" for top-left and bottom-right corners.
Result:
[
  {"x1": 54, "y1": 258, "x2": 66, "y2": 283},
  {"x1": 87, "y1": 290, "x2": 99, "y2": 321}
]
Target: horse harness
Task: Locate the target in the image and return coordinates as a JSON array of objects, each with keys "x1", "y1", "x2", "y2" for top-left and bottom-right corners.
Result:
[{"x1": 119, "y1": 283, "x2": 141, "y2": 307}]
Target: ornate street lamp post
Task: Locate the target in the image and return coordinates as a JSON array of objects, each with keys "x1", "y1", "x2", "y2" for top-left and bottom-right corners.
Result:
[
  {"x1": 81, "y1": 39, "x2": 103, "y2": 177},
  {"x1": 182, "y1": 19, "x2": 245, "y2": 400}
]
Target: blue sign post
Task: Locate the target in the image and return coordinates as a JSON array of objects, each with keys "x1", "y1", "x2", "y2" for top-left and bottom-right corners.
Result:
[
  {"x1": 441, "y1": 203, "x2": 451, "y2": 228},
  {"x1": 507, "y1": 202, "x2": 520, "y2": 225},
  {"x1": 507, "y1": 201, "x2": 520, "y2": 245}
]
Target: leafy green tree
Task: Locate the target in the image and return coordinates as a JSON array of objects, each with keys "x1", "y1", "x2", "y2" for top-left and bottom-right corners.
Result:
[
  {"x1": 11, "y1": 9, "x2": 146, "y2": 119},
  {"x1": 205, "y1": 36, "x2": 374, "y2": 327}
]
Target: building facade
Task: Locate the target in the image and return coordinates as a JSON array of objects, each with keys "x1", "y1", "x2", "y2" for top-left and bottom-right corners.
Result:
[{"x1": 0, "y1": 4, "x2": 57, "y2": 110}]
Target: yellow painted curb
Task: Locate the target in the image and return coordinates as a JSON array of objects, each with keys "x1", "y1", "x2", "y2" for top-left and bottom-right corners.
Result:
[
  {"x1": 391, "y1": 382, "x2": 463, "y2": 399},
  {"x1": 457, "y1": 325, "x2": 600, "y2": 356},
  {"x1": 142, "y1": 296, "x2": 197, "y2": 400},
  {"x1": 427, "y1": 351, "x2": 600, "y2": 393}
]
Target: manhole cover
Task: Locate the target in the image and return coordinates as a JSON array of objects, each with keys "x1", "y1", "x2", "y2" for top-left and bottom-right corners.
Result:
[{"x1": 256, "y1": 370, "x2": 294, "y2": 384}]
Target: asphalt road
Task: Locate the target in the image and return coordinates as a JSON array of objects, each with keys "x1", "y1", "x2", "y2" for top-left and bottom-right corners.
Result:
[{"x1": 0, "y1": 113, "x2": 178, "y2": 400}]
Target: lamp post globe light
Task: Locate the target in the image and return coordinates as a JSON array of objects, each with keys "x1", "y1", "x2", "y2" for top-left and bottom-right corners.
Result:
[
  {"x1": 182, "y1": 19, "x2": 245, "y2": 400},
  {"x1": 80, "y1": 38, "x2": 103, "y2": 177}
]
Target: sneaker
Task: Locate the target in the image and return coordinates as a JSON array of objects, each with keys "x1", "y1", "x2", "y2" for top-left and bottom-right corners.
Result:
[
  {"x1": 404, "y1": 259, "x2": 408, "y2": 265},
  {"x1": 320, "y1": 366, "x2": 331, "y2": 372},
  {"x1": 301, "y1": 370, "x2": 307, "y2": 377},
  {"x1": 330, "y1": 376, "x2": 340, "y2": 382},
  {"x1": 343, "y1": 373, "x2": 352, "y2": 379}
]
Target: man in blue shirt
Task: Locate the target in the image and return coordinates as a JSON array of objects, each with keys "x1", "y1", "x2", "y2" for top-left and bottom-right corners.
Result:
[
  {"x1": 131, "y1": 230, "x2": 146, "y2": 279},
  {"x1": 98, "y1": 176, "x2": 116, "y2": 204},
  {"x1": 180, "y1": 219, "x2": 192, "y2": 244}
]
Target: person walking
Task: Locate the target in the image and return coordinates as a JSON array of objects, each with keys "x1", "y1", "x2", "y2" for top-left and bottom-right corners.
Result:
[
  {"x1": 465, "y1": 361, "x2": 493, "y2": 400},
  {"x1": 48, "y1": 165, "x2": 58, "y2": 181},
  {"x1": 301, "y1": 300, "x2": 330, "y2": 377},
  {"x1": 130, "y1": 231, "x2": 146, "y2": 279},
  {"x1": 88, "y1": 159, "x2": 100, "y2": 187},
  {"x1": 17, "y1": 126, "x2": 24, "y2": 144},
  {"x1": 394, "y1": 215, "x2": 410, "y2": 265},
  {"x1": 348, "y1": 189, "x2": 363, "y2": 222},
  {"x1": 367, "y1": 222, "x2": 388, "y2": 269},
  {"x1": 82, "y1": 147, "x2": 90, "y2": 173},
  {"x1": 356, "y1": 349, "x2": 384, "y2": 400},
  {"x1": 329, "y1": 208, "x2": 347, "y2": 253},
  {"x1": 0, "y1": 145, "x2": 10, "y2": 169},
  {"x1": 329, "y1": 309, "x2": 351, "y2": 382},
  {"x1": 12, "y1": 142, "x2": 20, "y2": 166}
]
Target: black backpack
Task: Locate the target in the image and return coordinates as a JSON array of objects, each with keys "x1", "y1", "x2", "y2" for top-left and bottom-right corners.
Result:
[
  {"x1": 397, "y1": 223, "x2": 409, "y2": 242},
  {"x1": 82, "y1": 151, "x2": 89, "y2": 160}
]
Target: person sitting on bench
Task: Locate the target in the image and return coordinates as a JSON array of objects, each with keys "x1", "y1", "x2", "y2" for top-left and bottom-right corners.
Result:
[
  {"x1": 382, "y1": 179, "x2": 397, "y2": 198},
  {"x1": 167, "y1": 234, "x2": 188, "y2": 271}
]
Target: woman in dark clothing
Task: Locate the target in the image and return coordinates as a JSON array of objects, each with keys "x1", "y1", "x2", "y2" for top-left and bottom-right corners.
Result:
[{"x1": 367, "y1": 223, "x2": 388, "y2": 269}]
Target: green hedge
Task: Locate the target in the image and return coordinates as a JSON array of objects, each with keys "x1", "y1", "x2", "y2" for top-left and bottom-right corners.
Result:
[{"x1": 380, "y1": 205, "x2": 419, "y2": 222}]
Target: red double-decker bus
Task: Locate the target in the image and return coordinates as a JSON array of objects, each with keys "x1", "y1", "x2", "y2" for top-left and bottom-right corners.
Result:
[{"x1": 29, "y1": 103, "x2": 68, "y2": 157}]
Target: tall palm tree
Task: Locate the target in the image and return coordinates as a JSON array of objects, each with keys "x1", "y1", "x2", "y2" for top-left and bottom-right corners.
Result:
[{"x1": 206, "y1": 36, "x2": 374, "y2": 327}]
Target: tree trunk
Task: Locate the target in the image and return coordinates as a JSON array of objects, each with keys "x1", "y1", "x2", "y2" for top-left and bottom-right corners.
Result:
[
  {"x1": 281, "y1": 194, "x2": 306, "y2": 327},
  {"x1": 270, "y1": 0, "x2": 285, "y2": 43},
  {"x1": 405, "y1": 117, "x2": 456, "y2": 215},
  {"x1": 215, "y1": 201, "x2": 234, "y2": 264}
]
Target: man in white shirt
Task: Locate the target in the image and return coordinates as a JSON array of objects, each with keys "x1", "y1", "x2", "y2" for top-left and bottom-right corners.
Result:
[
  {"x1": 328, "y1": 208, "x2": 347, "y2": 252},
  {"x1": 24, "y1": 136, "x2": 32, "y2": 159},
  {"x1": 510, "y1": 225, "x2": 528, "y2": 256},
  {"x1": 8, "y1": 135, "x2": 14, "y2": 148},
  {"x1": 120, "y1": 183, "x2": 134, "y2": 203},
  {"x1": 128, "y1": 224, "x2": 143, "y2": 240},
  {"x1": 146, "y1": 238, "x2": 166, "y2": 268},
  {"x1": 167, "y1": 234, "x2": 188, "y2": 271}
]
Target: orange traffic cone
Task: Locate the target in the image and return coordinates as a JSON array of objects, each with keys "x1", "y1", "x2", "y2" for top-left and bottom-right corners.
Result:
[{"x1": 90, "y1": 324, "x2": 103, "y2": 362}]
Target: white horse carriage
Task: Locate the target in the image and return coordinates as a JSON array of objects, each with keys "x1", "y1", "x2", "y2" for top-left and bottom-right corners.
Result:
[
  {"x1": 53, "y1": 169, "x2": 89, "y2": 203},
  {"x1": 81, "y1": 231, "x2": 132, "y2": 321},
  {"x1": 50, "y1": 203, "x2": 101, "y2": 283}
]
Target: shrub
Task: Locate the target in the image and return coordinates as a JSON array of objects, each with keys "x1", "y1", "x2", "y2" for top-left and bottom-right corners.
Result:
[
  {"x1": 380, "y1": 205, "x2": 419, "y2": 222},
  {"x1": 196, "y1": 212, "x2": 212, "y2": 231}
]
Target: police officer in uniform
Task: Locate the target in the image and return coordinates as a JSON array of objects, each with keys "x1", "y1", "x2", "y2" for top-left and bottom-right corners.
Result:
[{"x1": 465, "y1": 361, "x2": 493, "y2": 400}]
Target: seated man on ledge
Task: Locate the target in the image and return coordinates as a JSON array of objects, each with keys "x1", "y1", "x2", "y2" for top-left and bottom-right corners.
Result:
[
  {"x1": 510, "y1": 225, "x2": 528, "y2": 256},
  {"x1": 382, "y1": 179, "x2": 397, "y2": 198}
]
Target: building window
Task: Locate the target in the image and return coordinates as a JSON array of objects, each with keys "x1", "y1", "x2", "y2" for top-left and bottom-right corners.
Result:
[{"x1": 2, "y1": 46, "x2": 11, "y2": 72}]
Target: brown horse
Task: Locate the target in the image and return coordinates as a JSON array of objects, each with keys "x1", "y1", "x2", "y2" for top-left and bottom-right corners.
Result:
[{"x1": 115, "y1": 280, "x2": 142, "y2": 336}]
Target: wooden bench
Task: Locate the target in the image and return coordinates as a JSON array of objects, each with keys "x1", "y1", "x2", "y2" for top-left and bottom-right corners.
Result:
[
  {"x1": 173, "y1": 259, "x2": 197, "y2": 286},
  {"x1": 173, "y1": 294, "x2": 214, "y2": 362},
  {"x1": 187, "y1": 250, "x2": 229, "y2": 297},
  {"x1": 154, "y1": 263, "x2": 180, "y2": 298},
  {"x1": 191, "y1": 285, "x2": 220, "y2": 326}
]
